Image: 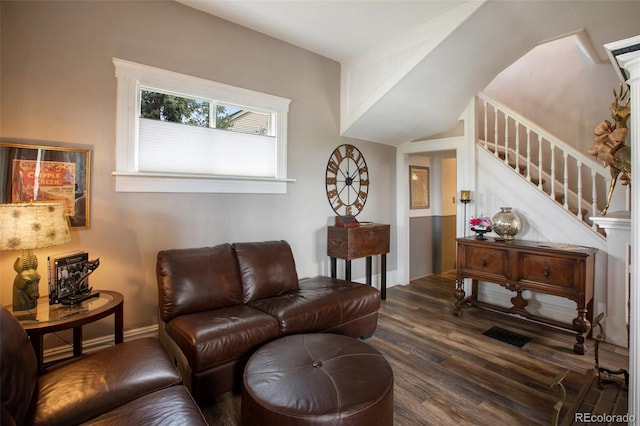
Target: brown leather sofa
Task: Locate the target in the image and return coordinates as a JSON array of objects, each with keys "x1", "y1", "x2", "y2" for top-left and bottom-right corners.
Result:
[
  {"x1": 0, "y1": 306, "x2": 207, "y2": 426},
  {"x1": 156, "y1": 240, "x2": 381, "y2": 403}
]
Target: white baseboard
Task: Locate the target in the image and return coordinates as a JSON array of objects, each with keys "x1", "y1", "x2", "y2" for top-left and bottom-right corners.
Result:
[
  {"x1": 478, "y1": 283, "x2": 577, "y2": 325},
  {"x1": 42, "y1": 324, "x2": 159, "y2": 364}
]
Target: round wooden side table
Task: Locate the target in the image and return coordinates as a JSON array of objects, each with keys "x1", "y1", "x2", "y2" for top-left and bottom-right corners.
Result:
[{"x1": 8, "y1": 290, "x2": 124, "y2": 372}]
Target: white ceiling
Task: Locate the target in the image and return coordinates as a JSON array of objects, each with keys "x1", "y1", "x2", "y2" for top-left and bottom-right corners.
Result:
[
  {"x1": 178, "y1": 0, "x2": 469, "y2": 63},
  {"x1": 178, "y1": 1, "x2": 640, "y2": 145}
]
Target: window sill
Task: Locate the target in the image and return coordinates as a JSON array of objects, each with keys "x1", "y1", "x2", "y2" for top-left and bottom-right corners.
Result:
[{"x1": 112, "y1": 172, "x2": 294, "y2": 194}]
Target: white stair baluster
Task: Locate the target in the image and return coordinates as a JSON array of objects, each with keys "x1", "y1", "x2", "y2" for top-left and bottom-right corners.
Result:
[
  {"x1": 538, "y1": 134, "x2": 543, "y2": 191},
  {"x1": 476, "y1": 92, "x2": 610, "y2": 234},
  {"x1": 526, "y1": 127, "x2": 531, "y2": 182},
  {"x1": 483, "y1": 99, "x2": 488, "y2": 150},
  {"x1": 515, "y1": 120, "x2": 520, "y2": 172},
  {"x1": 494, "y1": 108, "x2": 499, "y2": 158},
  {"x1": 577, "y1": 161, "x2": 583, "y2": 220},
  {"x1": 504, "y1": 115, "x2": 509, "y2": 166}
]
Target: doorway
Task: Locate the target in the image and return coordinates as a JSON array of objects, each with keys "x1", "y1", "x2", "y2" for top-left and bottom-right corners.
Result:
[
  {"x1": 395, "y1": 136, "x2": 468, "y2": 287},
  {"x1": 408, "y1": 153, "x2": 457, "y2": 280}
]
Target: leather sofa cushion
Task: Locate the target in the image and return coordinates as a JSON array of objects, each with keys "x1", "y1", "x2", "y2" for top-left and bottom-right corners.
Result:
[
  {"x1": 34, "y1": 337, "x2": 181, "y2": 426},
  {"x1": 299, "y1": 275, "x2": 374, "y2": 291},
  {"x1": 82, "y1": 385, "x2": 207, "y2": 425},
  {"x1": 0, "y1": 307, "x2": 38, "y2": 426},
  {"x1": 165, "y1": 305, "x2": 280, "y2": 372},
  {"x1": 249, "y1": 277, "x2": 381, "y2": 335},
  {"x1": 234, "y1": 240, "x2": 299, "y2": 303},
  {"x1": 157, "y1": 244, "x2": 244, "y2": 321}
]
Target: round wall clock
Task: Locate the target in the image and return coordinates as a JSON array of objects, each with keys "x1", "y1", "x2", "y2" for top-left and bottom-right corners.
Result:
[{"x1": 325, "y1": 144, "x2": 369, "y2": 216}]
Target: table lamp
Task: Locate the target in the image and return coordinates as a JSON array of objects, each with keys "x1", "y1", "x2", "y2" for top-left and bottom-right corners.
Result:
[{"x1": 0, "y1": 202, "x2": 71, "y2": 311}]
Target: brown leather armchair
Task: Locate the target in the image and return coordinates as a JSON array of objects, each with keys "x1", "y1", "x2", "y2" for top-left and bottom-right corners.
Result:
[{"x1": 0, "y1": 306, "x2": 207, "y2": 426}]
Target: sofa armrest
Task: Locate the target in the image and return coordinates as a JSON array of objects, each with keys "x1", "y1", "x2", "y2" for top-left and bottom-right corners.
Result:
[
  {"x1": 33, "y1": 337, "x2": 181, "y2": 426},
  {"x1": 158, "y1": 320, "x2": 194, "y2": 391},
  {"x1": 81, "y1": 385, "x2": 207, "y2": 425}
]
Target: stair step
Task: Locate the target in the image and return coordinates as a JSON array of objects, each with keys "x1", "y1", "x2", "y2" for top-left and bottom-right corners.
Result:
[
  {"x1": 554, "y1": 193, "x2": 564, "y2": 204},
  {"x1": 490, "y1": 148, "x2": 548, "y2": 187}
]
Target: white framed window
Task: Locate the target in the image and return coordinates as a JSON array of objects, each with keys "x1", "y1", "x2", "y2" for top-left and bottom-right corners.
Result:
[{"x1": 112, "y1": 58, "x2": 293, "y2": 193}]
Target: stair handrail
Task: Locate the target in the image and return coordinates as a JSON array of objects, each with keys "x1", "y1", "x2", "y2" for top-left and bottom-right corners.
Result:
[
  {"x1": 476, "y1": 92, "x2": 612, "y2": 230},
  {"x1": 477, "y1": 92, "x2": 606, "y2": 171}
]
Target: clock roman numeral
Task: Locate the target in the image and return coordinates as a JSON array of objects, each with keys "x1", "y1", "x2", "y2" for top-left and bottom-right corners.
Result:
[
  {"x1": 333, "y1": 148, "x2": 344, "y2": 163},
  {"x1": 327, "y1": 160, "x2": 339, "y2": 175},
  {"x1": 354, "y1": 151, "x2": 363, "y2": 165},
  {"x1": 345, "y1": 144, "x2": 354, "y2": 159}
]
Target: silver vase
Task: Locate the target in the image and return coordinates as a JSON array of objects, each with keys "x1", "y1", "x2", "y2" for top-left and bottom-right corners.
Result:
[{"x1": 492, "y1": 207, "x2": 522, "y2": 240}]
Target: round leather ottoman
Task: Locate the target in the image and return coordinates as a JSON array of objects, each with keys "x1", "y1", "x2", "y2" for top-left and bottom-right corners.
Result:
[{"x1": 241, "y1": 333, "x2": 393, "y2": 425}]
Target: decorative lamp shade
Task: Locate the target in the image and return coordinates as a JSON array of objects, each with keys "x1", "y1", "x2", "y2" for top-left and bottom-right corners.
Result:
[{"x1": 0, "y1": 202, "x2": 71, "y2": 251}]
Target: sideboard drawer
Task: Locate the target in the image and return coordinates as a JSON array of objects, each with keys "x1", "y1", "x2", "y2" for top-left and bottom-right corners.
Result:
[
  {"x1": 460, "y1": 245, "x2": 510, "y2": 281},
  {"x1": 519, "y1": 254, "x2": 578, "y2": 290}
]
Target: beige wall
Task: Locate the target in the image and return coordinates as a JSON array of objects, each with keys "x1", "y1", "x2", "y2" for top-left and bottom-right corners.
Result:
[
  {"x1": 485, "y1": 35, "x2": 622, "y2": 153},
  {"x1": 0, "y1": 1, "x2": 396, "y2": 341}
]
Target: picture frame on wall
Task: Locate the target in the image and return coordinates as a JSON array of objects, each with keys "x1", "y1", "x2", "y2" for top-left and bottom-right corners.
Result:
[
  {"x1": 409, "y1": 165, "x2": 429, "y2": 209},
  {"x1": 0, "y1": 141, "x2": 92, "y2": 229}
]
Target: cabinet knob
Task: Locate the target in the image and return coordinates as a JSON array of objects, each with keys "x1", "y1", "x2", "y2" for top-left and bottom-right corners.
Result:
[
  {"x1": 482, "y1": 258, "x2": 487, "y2": 266},
  {"x1": 543, "y1": 266, "x2": 550, "y2": 277}
]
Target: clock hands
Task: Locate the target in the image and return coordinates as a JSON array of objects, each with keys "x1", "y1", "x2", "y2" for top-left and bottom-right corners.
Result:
[{"x1": 333, "y1": 173, "x2": 365, "y2": 208}]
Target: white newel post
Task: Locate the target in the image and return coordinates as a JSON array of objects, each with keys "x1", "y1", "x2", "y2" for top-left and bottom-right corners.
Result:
[
  {"x1": 605, "y1": 35, "x2": 640, "y2": 424},
  {"x1": 591, "y1": 212, "x2": 631, "y2": 348}
]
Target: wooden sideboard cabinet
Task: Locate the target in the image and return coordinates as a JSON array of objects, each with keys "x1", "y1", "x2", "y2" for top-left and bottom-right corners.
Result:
[
  {"x1": 454, "y1": 237, "x2": 597, "y2": 354},
  {"x1": 327, "y1": 224, "x2": 390, "y2": 300}
]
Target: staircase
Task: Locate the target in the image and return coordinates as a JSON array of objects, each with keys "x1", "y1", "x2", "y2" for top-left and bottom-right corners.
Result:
[{"x1": 476, "y1": 92, "x2": 623, "y2": 235}]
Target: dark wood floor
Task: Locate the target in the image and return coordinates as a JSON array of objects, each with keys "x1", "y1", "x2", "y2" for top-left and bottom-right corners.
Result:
[{"x1": 201, "y1": 273, "x2": 629, "y2": 425}]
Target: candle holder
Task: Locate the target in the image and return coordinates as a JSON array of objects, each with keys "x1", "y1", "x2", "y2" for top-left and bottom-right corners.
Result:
[{"x1": 460, "y1": 190, "x2": 471, "y2": 237}]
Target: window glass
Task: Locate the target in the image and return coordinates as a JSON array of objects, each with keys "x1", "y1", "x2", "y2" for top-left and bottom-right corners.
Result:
[
  {"x1": 140, "y1": 90, "x2": 210, "y2": 127},
  {"x1": 113, "y1": 58, "x2": 292, "y2": 193}
]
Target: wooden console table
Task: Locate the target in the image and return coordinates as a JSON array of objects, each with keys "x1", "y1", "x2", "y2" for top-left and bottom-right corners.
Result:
[
  {"x1": 454, "y1": 237, "x2": 596, "y2": 354},
  {"x1": 328, "y1": 224, "x2": 390, "y2": 300}
]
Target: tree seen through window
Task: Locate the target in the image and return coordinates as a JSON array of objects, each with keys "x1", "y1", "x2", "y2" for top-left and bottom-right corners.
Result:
[{"x1": 140, "y1": 90, "x2": 234, "y2": 130}]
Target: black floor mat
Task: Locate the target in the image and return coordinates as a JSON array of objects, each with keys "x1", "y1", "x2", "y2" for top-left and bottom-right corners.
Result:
[{"x1": 483, "y1": 326, "x2": 532, "y2": 348}]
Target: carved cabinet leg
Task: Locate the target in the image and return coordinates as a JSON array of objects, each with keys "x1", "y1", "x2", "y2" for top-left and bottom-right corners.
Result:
[
  {"x1": 572, "y1": 307, "x2": 591, "y2": 355},
  {"x1": 454, "y1": 279, "x2": 465, "y2": 317}
]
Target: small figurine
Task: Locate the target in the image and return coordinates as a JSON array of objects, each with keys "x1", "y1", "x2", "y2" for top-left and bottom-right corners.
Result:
[{"x1": 13, "y1": 253, "x2": 40, "y2": 311}]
